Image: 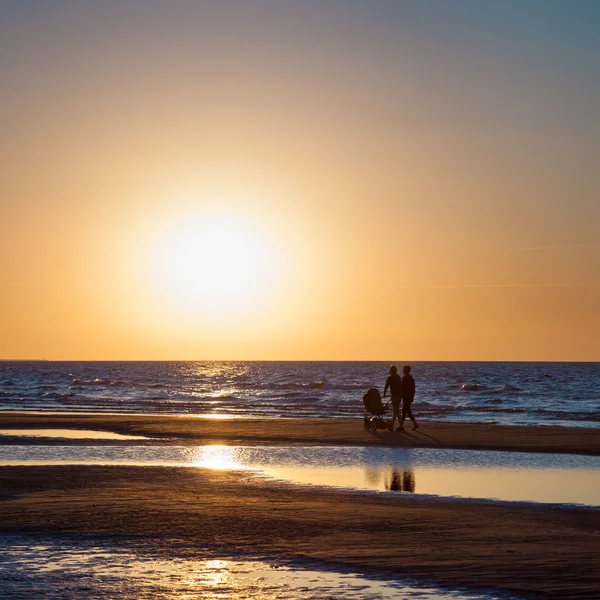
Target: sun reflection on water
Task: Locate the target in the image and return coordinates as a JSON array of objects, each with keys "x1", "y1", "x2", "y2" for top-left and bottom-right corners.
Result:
[
  {"x1": 195, "y1": 413, "x2": 236, "y2": 420},
  {"x1": 2, "y1": 536, "x2": 508, "y2": 599},
  {"x1": 180, "y1": 558, "x2": 234, "y2": 595},
  {"x1": 1, "y1": 444, "x2": 599, "y2": 505},
  {"x1": 190, "y1": 446, "x2": 245, "y2": 470}
]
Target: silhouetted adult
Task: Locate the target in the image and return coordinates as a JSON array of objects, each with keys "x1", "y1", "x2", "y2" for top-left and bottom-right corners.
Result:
[
  {"x1": 401, "y1": 365, "x2": 418, "y2": 430},
  {"x1": 383, "y1": 365, "x2": 403, "y2": 431}
]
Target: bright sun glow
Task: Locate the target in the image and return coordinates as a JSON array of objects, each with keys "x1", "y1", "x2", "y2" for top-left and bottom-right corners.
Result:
[
  {"x1": 150, "y1": 210, "x2": 279, "y2": 318},
  {"x1": 191, "y1": 446, "x2": 244, "y2": 470}
]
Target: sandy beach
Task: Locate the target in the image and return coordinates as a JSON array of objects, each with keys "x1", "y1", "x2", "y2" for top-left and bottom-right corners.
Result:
[
  {"x1": 1, "y1": 414, "x2": 599, "y2": 598},
  {"x1": 1, "y1": 464, "x2": 599, "y2": 599}
]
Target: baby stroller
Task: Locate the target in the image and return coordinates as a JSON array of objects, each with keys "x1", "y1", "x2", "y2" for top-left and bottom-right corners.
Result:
[{"x1": 363, "y1": 388, "x2": 393, "y2": 432}]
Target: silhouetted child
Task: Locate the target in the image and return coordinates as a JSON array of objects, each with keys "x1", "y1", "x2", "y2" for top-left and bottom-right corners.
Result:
[
  {"x1": 401, "y1": 365, "x2": 418, "y2": 431},
  {"x1": 383, "y1": 365, "x2": 403, "y2": 431}
]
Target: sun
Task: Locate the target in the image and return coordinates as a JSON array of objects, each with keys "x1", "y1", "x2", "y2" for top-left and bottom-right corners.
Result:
[{"x1": 149, "y1": 209, "x2": 279, "y2": 317}]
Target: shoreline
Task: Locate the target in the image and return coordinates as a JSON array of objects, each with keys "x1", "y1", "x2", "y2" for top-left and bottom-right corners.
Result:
[
  {"x1": 2, "y1": 413, "x2": 600, "y2": 598},
  {"x1": 2, "y1": 464, "x2": 599, "y2": 599},
  {"x1": 1, "y1": 412, "x2": 599, "y2": 455}
]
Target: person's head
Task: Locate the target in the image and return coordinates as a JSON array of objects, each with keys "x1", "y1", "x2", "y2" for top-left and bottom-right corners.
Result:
[
  {"x1": 403, "y1": 365, "x2": 411, "y2": 375},
  {"x1": 389, "y1": 365, "x2": 398, "y2": 375}
]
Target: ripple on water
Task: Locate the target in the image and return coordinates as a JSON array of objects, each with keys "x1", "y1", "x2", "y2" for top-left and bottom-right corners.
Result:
[
  {"x1": 0, "y1": 536, "x2": 517, "y2": 599},
  {"x1": 1, "y1": 445, "x2": 599, "y2": 506}
]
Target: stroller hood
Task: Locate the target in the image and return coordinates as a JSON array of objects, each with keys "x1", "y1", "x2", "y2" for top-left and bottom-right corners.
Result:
[{"x1": 363, "y1": 388, "x2": 385, "y2": 415}]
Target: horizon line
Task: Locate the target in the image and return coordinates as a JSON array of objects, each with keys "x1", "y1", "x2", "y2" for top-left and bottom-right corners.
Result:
[{"x1": 1, "y1": 359, "x2": 598, "y2": 364}]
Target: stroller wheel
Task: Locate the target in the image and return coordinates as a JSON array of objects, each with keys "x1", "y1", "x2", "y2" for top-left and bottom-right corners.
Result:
[{"x1": 368, "y1": 420, "x2": 378, "y2": 432}]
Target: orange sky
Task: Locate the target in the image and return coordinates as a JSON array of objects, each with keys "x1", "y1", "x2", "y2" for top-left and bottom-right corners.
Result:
[{"x1": 1, "y1": 1, "x2": 599, "y2": 360}]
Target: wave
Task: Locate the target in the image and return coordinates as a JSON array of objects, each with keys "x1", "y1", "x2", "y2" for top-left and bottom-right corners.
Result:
[
  {"x1": 42, "y1": 391, "x2": 74, "y2": 399},
  {"x1": 307, "y1": 381, "x2": 326, "y2": 389},
  {"x1": 492, "y1": 384, "x2": 522, "y2": 393},
  {"x1": 71, "y1": 378, "x2": 137, "y2": 387},
  {"x1": 461, "y1": 383, "x2": 486, "y2": 392},
  {"x1": 108, "y1": 380, "x2": 137, "y2": 387},
  {"x1": 2, "y1": 361, "x2": 598, "y2": 427},
  {"x1": 415, "y1": 404, "x2": 600, "y2": 423}
]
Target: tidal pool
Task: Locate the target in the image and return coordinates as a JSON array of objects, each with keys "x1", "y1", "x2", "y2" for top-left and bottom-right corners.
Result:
[
  {"x1": 0, "y1": 429, "x2": 149, "y2": 440},
  {"x1": 0, "y1": 535, "x2": 518, "y2": 600},
  {"x1": 1, "y1": 445, "x2": 599, "y2": 506}
]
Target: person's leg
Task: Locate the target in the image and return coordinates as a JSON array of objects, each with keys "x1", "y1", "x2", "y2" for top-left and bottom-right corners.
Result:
[
  {"x1": 405, "y1": 403, "x2": 418, "y2": 429},
  {"x1": 400, "y1": 404, "x2": 408, "y2": 429},
  {"x1": 392, "y1": 400, "x2": 401, "y2": 429}
]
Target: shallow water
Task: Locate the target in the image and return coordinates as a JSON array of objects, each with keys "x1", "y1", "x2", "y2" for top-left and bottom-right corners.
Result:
[
  {"x1": 0, "y1": 535, "x2": 519, "y2": 599},
  {"x1": 1, "y1": 360, "x2": 598, "y2": 427},
  {"x1": 2, "y1": 445, "x2": 599, "y2": 506},
  {"x1": 0, "y1": 429, "x2": 150, "y2": 440}
]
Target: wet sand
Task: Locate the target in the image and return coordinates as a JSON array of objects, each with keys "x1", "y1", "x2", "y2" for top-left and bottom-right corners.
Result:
[
  {"x1": 1, "y1": 414, "x2": 599, "y2": 598},
  {"x1": 0, "y1": 412, "x2": 599, "y2": 454},
  {"x1": 1, "y1": 465, "x2": 599, "y2": 599}
]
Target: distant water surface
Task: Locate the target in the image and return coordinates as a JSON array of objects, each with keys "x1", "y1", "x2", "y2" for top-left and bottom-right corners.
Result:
[{"x1": 0, "y1": 361, "x2": 598, "y2": 427}]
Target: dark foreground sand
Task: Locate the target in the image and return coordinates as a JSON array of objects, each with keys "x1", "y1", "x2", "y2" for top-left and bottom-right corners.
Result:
[
  {"x1": 1, "y1": 414, "x2": 600, "y2": 598},
  {"x1": 1, "y1": 412, "x2": 600, "y2": 454},
  {"x1": 1, "y1": 465, "x2": 599, "y2": 599}
]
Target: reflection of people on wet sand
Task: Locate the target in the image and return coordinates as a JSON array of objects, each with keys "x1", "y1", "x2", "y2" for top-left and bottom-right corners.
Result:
[
  {"x1": 389, "y1": 469, "x2": 401, "y2": 491},
  {"x1": 388, "y1": 468, "x2": 416, "y2": 493},
  {"x1": 382, "y1": 365, "x2": 403, "y2": 431},
  {"x1": 400, "y1": 365, "x2": 418, "y2": 431},
  {"x1": 402, "y1": 469, "x2": 415, "y2": 492}
]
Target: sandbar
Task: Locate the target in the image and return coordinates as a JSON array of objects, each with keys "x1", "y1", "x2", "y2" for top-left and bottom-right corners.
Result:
[{"x1": 0, "y1": 412, "x2": 599, "y2": 454}]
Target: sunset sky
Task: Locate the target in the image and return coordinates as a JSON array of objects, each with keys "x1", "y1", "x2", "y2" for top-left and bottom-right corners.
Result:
[{"x1": 1, "y1": 1, "x2": 599, "y2": 361}]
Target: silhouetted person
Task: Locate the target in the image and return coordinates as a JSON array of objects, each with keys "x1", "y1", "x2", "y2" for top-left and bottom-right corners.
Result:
[
  {"x1": 383, "y1": 365, "x2": 402, "y2": 431},
  {"x1": 401, "y1": 365, "x2": 418, "y2": 430}
]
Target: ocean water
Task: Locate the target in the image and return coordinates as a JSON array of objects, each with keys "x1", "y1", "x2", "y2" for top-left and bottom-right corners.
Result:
[{"x1": 0, "y1": 361, "x2": 598, "y2": 428}]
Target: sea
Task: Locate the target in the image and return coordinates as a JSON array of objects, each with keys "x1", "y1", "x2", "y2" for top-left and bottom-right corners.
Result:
[{"x1": 1, "y1": 361, "x2": 598, "y2": 428}]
